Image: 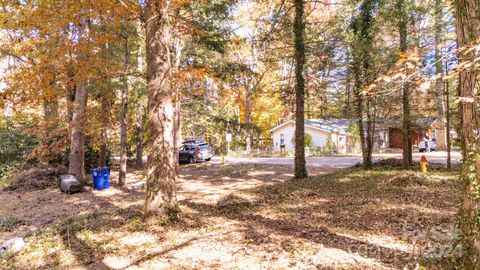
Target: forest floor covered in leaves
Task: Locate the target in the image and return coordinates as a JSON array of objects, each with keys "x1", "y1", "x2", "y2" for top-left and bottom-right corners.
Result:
[{"x1": 1, "y1": 162, "x2": 460, "y2": 269}]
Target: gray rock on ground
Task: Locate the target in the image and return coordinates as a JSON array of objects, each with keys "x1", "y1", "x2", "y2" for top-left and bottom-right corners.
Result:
[{"x1": 0, "y1": 237, "x2": 25, "y2": 254}]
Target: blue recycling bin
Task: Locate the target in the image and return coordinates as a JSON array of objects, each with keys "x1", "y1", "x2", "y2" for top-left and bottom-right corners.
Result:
[{"x1": 91, "y1": 167, "x2": 110, "y2": 190}]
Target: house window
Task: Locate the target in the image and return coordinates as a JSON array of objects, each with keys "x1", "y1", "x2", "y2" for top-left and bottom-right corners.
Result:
[{"x1": 280, "y1": 134, "x2": 285, "y2": 145}]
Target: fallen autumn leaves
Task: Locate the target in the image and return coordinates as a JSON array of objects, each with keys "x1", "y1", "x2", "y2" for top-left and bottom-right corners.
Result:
[{"x1": 1, "y1": 163, "x2": 459, "y2": 269}]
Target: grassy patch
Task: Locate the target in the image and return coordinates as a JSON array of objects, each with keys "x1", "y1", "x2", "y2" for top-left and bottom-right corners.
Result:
[
  {"x1": 0, "y1": 216, "x2": 21, "y2": 232},
  {"x1": 0, "y1": 164, "x2": 15, "y2": 189},
  {"x1": 219, "y1": 167, "x2": 251, "y2": 175}
]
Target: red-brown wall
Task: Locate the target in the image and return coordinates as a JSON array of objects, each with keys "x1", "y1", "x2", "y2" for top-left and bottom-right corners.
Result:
[{"x1": 389, "y1": 128, "x2": 421, "y2": 149}]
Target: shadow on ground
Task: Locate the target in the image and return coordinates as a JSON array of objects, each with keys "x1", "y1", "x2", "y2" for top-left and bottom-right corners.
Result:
[{"x1": 1, "y1": 163, "x2": 460, "y2": 269}]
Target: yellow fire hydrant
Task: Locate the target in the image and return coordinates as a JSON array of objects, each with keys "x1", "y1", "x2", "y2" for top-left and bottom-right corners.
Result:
[{"x1": 420, "y1": 155, "x2": 428, "y2": 174}]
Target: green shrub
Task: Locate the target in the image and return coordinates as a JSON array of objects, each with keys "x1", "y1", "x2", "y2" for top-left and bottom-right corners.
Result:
[
  {"x1": 0, "y1": 116, "x2": 39, "y2": 186},
  {"x1": 0, "y1": 116, "x2": 39, "y2": 165},
  {"x1": 325, "y1": 137, "x2": 334, "y2": 153},
  {"x1": 291, "y1": 133, "x2": 313, "y2": 148}
]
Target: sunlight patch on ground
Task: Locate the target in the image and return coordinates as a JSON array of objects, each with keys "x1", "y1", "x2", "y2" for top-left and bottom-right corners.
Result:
[
  {"x1": 334, "y1": 230, "x2": 412, "y2": 254},
  {"x1": 103, "y1": 256, "x2": 132, "y2": 269},
  {"x1": 247, "y1": 170, "x2": 277, "y2": 176},
  {"x1": 338, "y1": 177, "x2": 353, "y2": 183},
  {"x1": 92, "y1": 187, "x2": 125, "y2": 197},
  {"x1": 119, "y1": 232, "x2": 157, "y2": 247},
  {"x1": 311, "y1": 245, "x2": 393, "y2": 270}
]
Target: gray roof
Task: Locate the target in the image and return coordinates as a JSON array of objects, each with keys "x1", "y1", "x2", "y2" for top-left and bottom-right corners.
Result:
[
  {"x1": 305, "y1": 119, "x2": 354, "y2": 133},
  {"x1": 270, "y1": 119, "x2": 355, "y2": 133}
]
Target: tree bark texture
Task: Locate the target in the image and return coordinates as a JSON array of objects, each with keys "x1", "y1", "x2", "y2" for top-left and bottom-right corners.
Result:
[
  {"x1": 119, "y1": 36, "x2": 129, "y2": 187},
  {"x1": 98, "y1": 126, "x2": 108, "y2": 168},
  {"x1": 397, "y1": 0, "x2": 413, "y2": 168},
  {"x1": 435, "y1": 0, "x2": 448, "y2": 151},
  {"x1": 136, "y1": 21, "x2": 146, "y2": 171},
  {"x1": 135, "y1": 113, "x2": 144, "y2": 170},
  {"x1": 434, "y1": 0, "x2": 446, "y2": 118},
  {"x1": 352, "y1": 0, "x2": 377, "y2": 170},
  {"x1": 68, "y1": 16, "x2": 89, "y2": 185},
  {"x1": 144, "y1": 0, "x2": 177, "y2": 218},
  {"x1": 293, "y1": 0, "x2": 308, "y2": 179},
  {"x1": 245, "y1": 88, "x2": 253, "y2": 153},
  {"x1": 445, "y1": 80, "x2": 451, "y2": 170},
  {"x1": 455, "y1": 0, "x2": 480, "y2": 267}
]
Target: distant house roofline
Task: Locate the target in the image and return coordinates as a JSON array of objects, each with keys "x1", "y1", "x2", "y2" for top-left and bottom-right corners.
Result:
[
  {"x1": 270, "y1": 119, "x2": 350, "y2": 135},
  {"x1": 269, "y1": 120, "x2": 295, "y2": 133},
  {"x1": 270, "y1": 117, "x2": 439, "y2": 135}
]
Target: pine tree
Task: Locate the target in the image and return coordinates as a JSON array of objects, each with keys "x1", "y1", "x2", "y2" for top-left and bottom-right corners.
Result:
[
  {"x1": 351, "y1": 0, "x2": 378, "y2": 170},
  {"x1": 144, "y1": 0, "x2": 178, "y2": 218},
  {"x1": 396, "y1": 0, "x2": 413, "y2": 168},
  {"x1": 293, "y1": 0, "x2": 308, "y2": 179},
  {"x1": 454, "y1": 0, "x2": 480, "y2": 267}
]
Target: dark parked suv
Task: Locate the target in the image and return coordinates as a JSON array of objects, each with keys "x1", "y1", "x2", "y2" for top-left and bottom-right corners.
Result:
[{"x1": 179, "y1": 140, "x2": 214, "y2": 163}]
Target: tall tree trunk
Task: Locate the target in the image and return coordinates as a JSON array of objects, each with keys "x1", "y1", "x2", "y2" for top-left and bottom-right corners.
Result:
[
  {"x1": 98, "y1": 98, "x2": 108, "y2": 168},
  {"x1": 98, "y1": 86, "x2": 109, "y2": 168},
  {"x1": 354, "y1": 66, "x2": 368, "y2": 167},
  {"x1": 455, "y1": 0, "x2": 480, "y2": 267},
  {"x1": 445, "y1": 79, "x2": 451, "y2": 170},
  {"x1": 351, "y1": 42, "x2": 367, "y2": 164},
  {"x1": 245, "y1": 88, "x2": 253, "y2": 153},
  {"x1": 68, "y1": 84, "x2": 87, "y2": 185},
  {"x1": 135, "y1": 113, "x2": 144, "y2": 170},
  {"x1": 144, "y1": 0, "x2": 177, "y2": 218},
  {"x1": 172, "y1": 32, "x2": 182, "y2": 182},
  {"x1": 362, "y1": 0, "x2": 376, "y2": 170},
  {"x1": 67, "y1": 82, "x2": 76, "y2": 122},
  {"x1": 119, "y1": 36, "x2": 129, "y2": 187},
  {"x1": 351, "y1": 0, "x2": 377, "y2": 170},
  {"x1": 365, "y1": 101, "x2": 374, "y2": 169},
  {"x1": 119, "y1": 85, "x2": 128, "y2": 186},
  {"x1": 98, "y1": 13, "x2": 108, "y2": 169},
  {"x1": 135, "y1": 20, "x2": 145, "y2": 171},
  {"x1": 66, "y1": 58, "x2": 76, "y2": 122},
  {"x1": 397, "y1": 0, "x2": 412, "y2": 168},
  {"x1": 434, "y1": 0, "x2": 445, "y2": 116},
  {"x1": 293, "y1": 0, "x2": 307, "y2": 179},
  {"x1": 68, "y1": 16, "x2": 89, "y2": 185},
  {"x1": 173, "y1": 101, "x2": 181, "y2": 179},
  {"x1": 98, "y1": 127, "x2": 108, "y2": 167},
  {"x1": 434, "y1": 0, "x2": 447, "y2": 150}
]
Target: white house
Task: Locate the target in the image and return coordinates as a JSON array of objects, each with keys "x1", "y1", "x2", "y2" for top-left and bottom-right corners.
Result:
[{"x1": 270, "y1": 119, "x2": 356, "y2": 154}]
